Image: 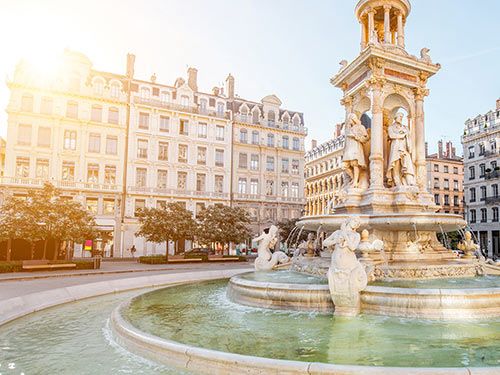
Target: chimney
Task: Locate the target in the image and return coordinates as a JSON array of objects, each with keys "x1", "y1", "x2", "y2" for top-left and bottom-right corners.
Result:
[
  {"x1": 425, "y1": 141, "x2": 428, "y2": 157},
  {"x1": 497, "y1": 98, "x2": 500, "y2": 110},
  {"x1": 452, "y1": 146, "x2": 456, "y2": 158},
  {"x1": 311, "y1": 139, "x2": 318, "y2": 149},
  {"x1": 438, "y1": 140, "x2": 443, "y2": 158},
  {"x1": 225, "y1": 74, "x2": 235, "y2": 99},
  {"x1": 187, "y1": 67, "x2": 198, "y2": 91},
  {"x1": 445, "y1": 141, "x2": 452, "y2": 159},
  {"x1": 126, "y1": 53, "x2": 135, "y2": 78}
]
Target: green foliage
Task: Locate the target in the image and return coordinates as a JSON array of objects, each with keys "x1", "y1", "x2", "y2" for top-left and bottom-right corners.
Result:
[
  {"x1": 437, "y1": 231, "x2": 461, "y2": 250},
  {"x1": 136, "y1": 202, "x2": 197, "y2": 259},
  {"x1": 0, "y1": 261, "x2": 22, "y2": 273},
  {"x1": 196, "y1": 205, "x2": 251, "y2": 249},
  {"x1": 138, "y1": 255, "x2": 168, "y2": 264},
  {"x1": 277, "y1": 218, "x2": 309, "y2": 244},
  {"x1": 184, "y1": 252, "x2": 208, "y2": 261}
]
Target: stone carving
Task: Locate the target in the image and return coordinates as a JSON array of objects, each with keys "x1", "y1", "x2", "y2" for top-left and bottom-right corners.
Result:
[
  {"x1": 342, "y1": 113, "x2": 370, "y2": 188},
  {"x1": 457, "y1": 231, "x2": 480, "y2": 259},
  {"x1": 419, "y1": 48, "x2": 432, "y2": 64},
  {"x1": 254, "y1": 225, "x2": 289, "y2": 271},
  {"x1": 386, "y1": 112, "x2": 416, "y2": 187},
  {"x1": 324, "y1": 217, "x2": 368, "y2": 316},
  {"x1": 339, "y1": 60, "x2": 348, "y2": 70},
  {"x1": 304, "y1": 233, "x2": 317, "y2": 257},
  {"x1": 357, "y1": 229, "x2": 384, "y2": 259},
  {"x1": 373, "y1": 263, "x2": 483, "y2": 280}
]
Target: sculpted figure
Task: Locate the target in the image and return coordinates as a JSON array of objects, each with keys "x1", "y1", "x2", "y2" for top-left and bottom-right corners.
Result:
[
  {"x1": 324, "y1": 217, "x2": 368, "y2": 316},
  {"x1": 254, "y1": 225, "x2": 289, "y2": 271},
  {"x1": 357, "y1": 229, "x2": 384, "y2": 259},
  {"x1": 342, "y1": 113, "x2": 370, "y2": 188},
  {"x1": 305, "y1": 232, "x2": 317, "y2": 257},
  {"x1": 457, "y1": 231, "x2": 480, "y2": 259},
  {"x1": 386, "y1": 112, "x2": 416, "y2": 187}
]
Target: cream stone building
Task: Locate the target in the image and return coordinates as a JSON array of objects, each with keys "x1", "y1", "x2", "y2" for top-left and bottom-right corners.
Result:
[
  {"x1": 426, "y1": 140, "x2": 464, "y2": 216},
  {"x1": 305, "y1": 128, "x2": 345, "y2": 216},
  {"x1": 0, "y1": 137, "x2": 5, "y2": 176},
  {"x1": 227, "y1": 79, "x2": 307, "y2": 238},
  {"x1": 462, "y1": 100, "x2": 500, "y2": 258},
  {"x1": 1, "y1": 50, "x2": 128, "y2": 257}
]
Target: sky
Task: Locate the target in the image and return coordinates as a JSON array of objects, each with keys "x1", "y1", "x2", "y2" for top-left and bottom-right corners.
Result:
[{"x1": 1, "y1": 0, "x2": 499, "y2": 155}]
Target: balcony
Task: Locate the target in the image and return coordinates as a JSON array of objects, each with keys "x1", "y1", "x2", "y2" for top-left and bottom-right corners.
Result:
[
  {"x1": 0, "y1": 177, "x2": 121, "y2": 192},
  {"x1": 127, "y1": 186, "x2": 229, "y2": 200},
  {"x1": 485, "y1": 196, "x2": 500, "y2": 204},
  {"x1": 485, "y1": 170, "x2": 500, "y2": 180},
  {"x1": 234, "y1": 114, "x2": 308, "y2": 135},
  {"x1": 134, "y1": 96, "x2": 229, "y2": 119}
]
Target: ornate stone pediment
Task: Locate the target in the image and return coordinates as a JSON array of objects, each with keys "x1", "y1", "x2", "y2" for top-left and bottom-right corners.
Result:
[{"x1": 261, "y1": 94, "x2": 282, "y2": 106}]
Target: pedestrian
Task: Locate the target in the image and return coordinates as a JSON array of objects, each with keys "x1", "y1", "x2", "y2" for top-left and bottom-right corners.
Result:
[{"x1": 130, "y1": 245, "x2": 137, "y2": 258}]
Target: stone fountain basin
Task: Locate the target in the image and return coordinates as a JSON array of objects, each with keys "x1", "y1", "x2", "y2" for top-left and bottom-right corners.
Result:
[
  {"x1": 227, "y1": 272, "x2": 500, "y2": 320},
  {"x1": 297, "y1": 212, "x2": 466, "y2": 232}
]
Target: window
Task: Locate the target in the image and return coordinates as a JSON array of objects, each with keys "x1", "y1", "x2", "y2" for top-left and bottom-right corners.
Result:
[
  {"x1": 470, "y1": 209, "x2": 476, "y2": 223},
  {"x1": 444, "y1": 194, "x2": 449, "y2": 205},
  {"x1": 281, "y1": 181, "x2": 289, "y2": 197},
  {"x1": 443, "y1": 165, "x2": 449, "y2": 173},
  {"x1": 139, "y1": 112, "x2": 149, "y2": 129},
  {"x1": 250, "y1": 154, "x2": 259, "y2": 170},
  {"x1": 88, "y1": 133, "x2": 101, "y2": 153},
  {"x1": 470, "y1": 188, "x2": 476, "y2": 202},
  {"x1": 199, "y1": 99, "x2": 207, "y2": 112},
  {"x1": 66, "y1": 101, "x2": 78, "y2": 119},
  {"x1": 240, "y1": 129, "x2": 248, "y2": 143},
  {"x1": 468, "y1": 146, "x2": 475, "y2": 159},
  {"x1": 250, "y1": 179, "x2": 258, "y2": 195},
  {"x1": 108, "y1": 107, "x2": 119, "y2": 124},
  {"x1": 282, "y1": 136, "x2": 289, "y2": 149},
  {"x1": 293, "y1": 138, "x2": 300, "y2": 151},
  {"x1": 283, "y1": 114, "x2": 290, "y2": 129},
  {"x1": 181, "y1": 95, "x2": 189, "y2": 107},
  {"x1": 267, "y1": 133, "x2": 274, "y2": 147},
  {"x1": 252, "y1": 109, "x2": 259, "y2": 124},
  {"x1": 291, "y1": 182, "x2": 299, "y2": 198},
  {"x1": 177, "y1": 172, "x2": 187, "y2": 190},
  {"x1": 434, "y1": 194, "x2": 440, "y2": 205},
  {"x1": 453, "y1": 195, "x2": 459, "y2": 206},
  {"x1": 493, "y1": 184, "x2": 499, "y2": 198},
  {"x1": 238, "y1": 153, "x2": 248, "y2": 169},
  {"x1": 216, "y1": 125, "x2": 224, "y2": 141},
  {"x1": 86, "y1": 198, "x2": 98, "y2": 215},
  {"x1": 433, "y1": 164, "x2": 439, "y2": 172},
  {"x1": 136, "y1": 168, "x2": 147, "y2": 188},
  {"x1": 91, "y1": 105, "x2": 102, "y2": 122},
  {"x1": 160, "y1": 91, "x2": 170, "y2": 103},
  {"x1": 104, "y1": 165, "x2": 116, "y2": 185},
  {"x1": 252, "y1": 131, "x2": 259, "y2": 145},
  {"x1": 17, "y1": 124, "x2": 32, "y2": 145},
  {"x1": 103, "y1": 199, "x2": 115, "y2": 215},
  {"x1": 87, "y1": 164, "x2": 99, "y2": 183},
  {"x1": 63, "y1": 130, "x2": 77, "y2": 150},
  {"x1": 158, "y1": 115, "x2": 169, "y2": 132},
  {"x1": 479, "y1": 143, "x2": 485, "y2": 156},
  {"x1": 433, "y1": 177, "x2": 440, "y2": 189},
  {"x1": 240, "y1": 107, "x2": 248, "y2": 122},
  {"x1": 40, "y1": 97, "x2": 53, "y2": 115},
  {"x1": 281, "y1": 158, "x2": 289, "y2": 173},
  {"x1": 492, "y1": 161, "x2": 498, "y2": 170},
  {"x1": 110, "y1": 83, "x2": 120, "y2": 98},
  {"x1": 135, "y1": 199, "x2": 145, "y2": 216},
  {"x1": 453, "y1": 180, "x2": 459, "y2": 191},
  {"x1": 238, "y1": 178, "x2": 247, "y2": 194},
  {"x1": 178, "y1": 144, "x2": 188, "y2": 163},
  {"x1": 37, "y1": 127, "x2": 51, "y2": 148},
  {"x1": 266, "y1": 156, "x2": 275, "y2": 171},
  {"x1": 480, "y1": 186, "x2": 486, "y2": 201},
  {"x1": 21, "y1": 94, "x2": 33, "y2": 112},
  {"x1": 453, "y1": 167, "x2": 458, "y2": 174},
  {"x1": 491, "y1": 140, "x2": 497, "y2": 152},
  {"x1": 137, "y1": 140, "x2": 148, "y2": 158},
  {"x1": 268, "y1": 111, "x2": 275, "y2": 126},
  {"x1": 196, "y1": 173, "x2": 206, "y2": 192},
  {"x1": 479, "y1": 163, "x2": 486, "y2": 178},
  {"x1": 443, "y1": 179, "x2": 449, "y2": 190},
  {"x1": 493, "y1": 207, "x2": 499, "y2": 222},
  {"x1": 106, "y1": 136, "x2": 117, "y2": 155},
  {"x1": 215, "y1": 175, "x2": 224, "y2": 193},
  {"x1": 35, "y1": 159, "x2": 49, "y2": 179},
  {"x1": 157, "y1": 142, "x2": 168, "y2": 161},
  {"x1": 292, "y1": 159, "x2": 300, "y2": 175},
  {"x1": 215, "y1": 149, "x2": 224, "y2": 167},
  {"x1": 480, "y1": 208, "x2": 487, "y2": 223},
  {"x1": 94, "y1": 79, "x2": 104, "y2": 95},
  {"x1": 266, "y1": 180, "x2": 274, "y2": 196},
  {"x1": 61, "y1": 161, "x2": 75, "y2": 181},
  {"x1": 469, "y1": 166, "x2": 475, "y2": 180},
  {"x1": 197, "y1": 147, "x2": 207, "y2": 165},
  {"x1": 179, "y1": 119, "x2": 189, "y2": 135},
  {"x1": 198, "y1": 122, "x2": 207, "y2": 138},
  {"x1": 217, "y1": 102, "x2": 224, "y2": 116},
  {"x1": 140, "y1": 87, "x2": 150, "y2": 99},
  {"x1": 292, "y1": 116, "x2": 300, "y2": 130},
  {"x1": 196, "y1": 203, "x2": 205, "y2": 218},
  {"x1": 157, "y1": 170, "x2": 168, "y2": 189},
  {"x1": 156, "y1": 200, "x2": 167, "y2": 210},
  {"x1": 15, "y1": 157, "x2": 30, "y2": 177}
]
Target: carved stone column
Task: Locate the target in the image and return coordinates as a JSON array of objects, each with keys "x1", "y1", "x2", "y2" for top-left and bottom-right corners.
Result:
[
  {"x1": 361, "y1": 14, "x2": 368, "y2": 49},
  {"x1": 369, "y1": 79, "x2": 385, "y2": 188},
  {"x1": 414, "y1": 87, "x2": 429, "y2": 189},
  {"x1": 383, "y1": 5, "x2": 391, "y2": 43},
  {"x1": 396, "y1": 11, "x2": 405, "y2": 48},
  {"x1": 367, "y1": 8, "x2": 376, "y2": 44}
]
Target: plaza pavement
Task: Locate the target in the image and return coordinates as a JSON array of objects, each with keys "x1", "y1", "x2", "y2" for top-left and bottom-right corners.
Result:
[{"x1": 0, "y1": 260, "x2": 253, "y2": 301}]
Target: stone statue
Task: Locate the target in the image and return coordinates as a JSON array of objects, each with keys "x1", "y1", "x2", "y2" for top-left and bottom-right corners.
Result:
[
  {"x1": 457, "y1": 231, "x2": 480, "y2": 259},
  {"x1": 357, "y1": 229, "x2": 384, "y2": 259},
  {"x1": 386, "y1": 112, "x2": 416, "y2": 187},
  {"x1": 419, "y1": 48, "x2": 432, "y2": 64},
  {"x1": 254, "y1": 225, "x2": 290, "y2": 271},
  {"x1": 305, "y1": 233, "x2": 317, "y2": 258},
  {"x1": 323, "y1": 217, "x2": 368, "y2": 316},
  {"x1": 342, "y1": 113, "x2": 370, "y2": 188}
]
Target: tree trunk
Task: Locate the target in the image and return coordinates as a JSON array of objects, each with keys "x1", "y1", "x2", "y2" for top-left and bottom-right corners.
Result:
[
  {"x1": 42, "y1": 239, "x2": 48, "y2": 260},
  {"x1": 165, "y1": 240, "x2": 169, "y2": 262},
  {"x1": 6, "y1": 238, "x2": 12, "y2": 262},
  {"x1": 30, "y1": 242, "x2": 35, "y2": 260},
  {"x1": 53, "y1": 240, "x2": 60, "y2": 261}
]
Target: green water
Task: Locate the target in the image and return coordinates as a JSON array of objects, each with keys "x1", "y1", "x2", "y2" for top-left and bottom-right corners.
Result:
[
  {"x1": 0, "y1": 290, "x2": 190, "y2": 375},
  {"x1": 371, "y1": 275, "x2": 500, "y2": 289},
  {"x1": 123, "y1": 280, "x2": 500, "y2": 368},
  {"x1": 239, "y1": 270, "x2": 328, "y2": 284}
]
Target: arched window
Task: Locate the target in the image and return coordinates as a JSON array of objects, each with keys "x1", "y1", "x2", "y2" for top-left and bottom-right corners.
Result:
[
  {"x1": 181, "y1": 95, "x2": 189, "y2": 107},
  {"x1": 252, "y1": 109, "x2": 260, "y2": 124},
  {"x1": 292, "y1": 115, "x2": 300, "y2": 130},
  {"x1": 93, "y1": 78, "x2": 104, "y2": 95},
  {"x1": 240, "y1": 107, "x2": 248, "y2": 122},
  {"x1": 140, "y1": 87, "x2": 150, "y2": 99},
  {"x1": 110, "y1": 82, "x2": 120, "y2": 98},
  {"x1": 268, "y1": 111, "x2": 275, "y2": 126},
  {"x1": 282, "y1": 113, "x2": 290, "y2": 129}
]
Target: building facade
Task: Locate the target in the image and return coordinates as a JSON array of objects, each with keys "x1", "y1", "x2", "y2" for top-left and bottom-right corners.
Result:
[
  {"x1": 305, "y1": 126, "x2": 345, "y2": 216},
  {"x1": 0, "y1": 49, "x2": 306, "y2": 257},
  {"x1": 462, "y1": 100, "x2": 500, "y2": 258},
  {"x1": 426, "y1": 140, "x2": 464, "y2": 216}
]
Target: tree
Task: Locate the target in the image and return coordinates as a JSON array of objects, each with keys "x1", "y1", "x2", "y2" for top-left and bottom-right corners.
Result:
[
  {"x1": 197, "y1": 205, "x2": 251, "y2": 254},
  {"x1": 277, "y1": 218, "x2": 310, "y2": 245},
  {"x1": 136, "y1": 202, "x2": 196, "y2": 260}
]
